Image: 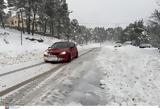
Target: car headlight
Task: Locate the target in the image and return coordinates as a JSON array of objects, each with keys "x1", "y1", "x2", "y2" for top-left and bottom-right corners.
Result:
[
  {"x1": 60, "y1": 51, "x2": 66, "y2": 55},
  {"x1": 44, "y1": 51, "x2": 49, "y2": 55}
]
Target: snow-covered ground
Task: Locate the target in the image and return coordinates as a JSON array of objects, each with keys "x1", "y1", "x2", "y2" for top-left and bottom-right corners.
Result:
[
  {"x1": 96, "y1": 45, "x2": 160, "y2": 105},
  {"x1": 0, "y1": 107, "x2": 4, "y2": 109},
  {"x1": 0, "y1": 28, "x2": 59, "y2": 68},
  {"x1": 1, "y1": 28, "x2": 160, "y2": 106},
  {"x1": 0, "y1": 28, "x2": 98, "y2": 69},
  {"x1": 0, "y1": 47, "x2": 99, "y2": 95},
  {"x1": 0, "y1": 28, "x2": 101, "y2": 99}
]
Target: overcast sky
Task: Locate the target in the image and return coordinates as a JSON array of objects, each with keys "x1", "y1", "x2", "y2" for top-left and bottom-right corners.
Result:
[{"x1": 67, "y1": 0, "x2": 158, "y2": 28}]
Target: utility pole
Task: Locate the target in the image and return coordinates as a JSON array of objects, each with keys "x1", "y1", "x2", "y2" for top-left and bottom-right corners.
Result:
[
  {"x1": 20, "y1": 9, "x2": 23, "y2": 46},
  {"x1": 21, "y1": 26, "x2": 23, "y2": 46}
]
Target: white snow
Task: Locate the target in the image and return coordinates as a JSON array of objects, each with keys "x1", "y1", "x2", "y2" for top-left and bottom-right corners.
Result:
[
  {"x1": 0, "y1": 107, "x2": 4, "y2": 109},
  {"x1": 0, "y1": 28, "x2": 60, "y2": 68},
  {"x1": 0, "y1": 27, "x2": 99, "y2": 69},
  {"x1": 96, "y1": 45, "x2": 160, "y2": 105},
  {"x1": 0, "y1": 27, "x2": 100, "y2": 96},
  {"x1": 3, "y1": 27, "x2": 160, "y2": 106},
  {"x1": 0, "y1": 63, "x2": 55, "y2": 92},
  {"x1": 15, "y1": 106, "x2": 160, "y2": 109}
]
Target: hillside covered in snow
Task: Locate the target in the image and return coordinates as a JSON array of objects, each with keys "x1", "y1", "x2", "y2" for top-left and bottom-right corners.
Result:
[{"x1": 0, "y1": 28, "x2": 61, "y2": 68}]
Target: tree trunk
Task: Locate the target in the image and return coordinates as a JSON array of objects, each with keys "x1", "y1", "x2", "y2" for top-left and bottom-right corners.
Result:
[
  {"x1": 50, "y1": 21, "x2": 54, "y2": 36},
  {"x1": 35, "y1": 23, "x2": 37, "y2": 31},
  {"x1": 57, "y1": 20, "x2": 61, "y2": 38},
  {"x1": 28, "y1": 14, "x2": 31, "y2": 34},
  {"x1": 27, "y1": 6, "x2": 31, "y2": 34},
  {"x1": 43, "y1": 20, "x2": 47, "y2": 35},
  {"x1": 0, "y1": 15, "x2": 5, "y2": 29},
  {"x1": 50, "y1": 22, "x2": 52, "y2": 34},
  {"x1": 51, "y1": 22, "x2": 54, "y2": 36},
  {"x1": 32, "y1": 12, "x2": 36, "y2": 35}
]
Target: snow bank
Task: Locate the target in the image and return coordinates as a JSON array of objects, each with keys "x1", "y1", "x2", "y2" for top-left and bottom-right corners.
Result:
[
  {"x1": 96, "y1": 45, "x2": 160, "y2": 105},
  {"x1": 0, "y1": 28, "x2": 62, "y2": 68}
]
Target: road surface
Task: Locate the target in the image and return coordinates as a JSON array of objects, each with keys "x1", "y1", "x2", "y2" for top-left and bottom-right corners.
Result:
[
  {"x1": 1, "y1": 47, "x2": 105, "y2": 106},
  {"x1": 1, "y1": 45, "x2": 160, "y2": 106}
]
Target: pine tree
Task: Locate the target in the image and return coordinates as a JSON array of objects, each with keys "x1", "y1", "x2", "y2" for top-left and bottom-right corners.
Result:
[
  {"x1": 7, "y1": 0, "x2": 72, "y2": 40},
  {"x1": 0, "y1": 0, "x2": 6, "y2": 28}
]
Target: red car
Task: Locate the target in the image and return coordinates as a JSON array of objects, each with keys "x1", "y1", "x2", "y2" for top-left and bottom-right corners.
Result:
[{"x1": 44, "y1": 41, "x2": 78, "y2": 62}]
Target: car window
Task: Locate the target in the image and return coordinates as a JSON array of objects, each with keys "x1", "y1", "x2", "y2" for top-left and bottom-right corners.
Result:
[
  {"x1": 51, "y1": 42, "x2": 70, "y2": 48},
  {"x1": 70, "y1": 43, "x2": 75, "y2": 48}
]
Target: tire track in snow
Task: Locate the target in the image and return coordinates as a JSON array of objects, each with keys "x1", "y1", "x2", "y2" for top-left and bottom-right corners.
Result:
[
  {"x1": 0, "y1": 62, "x2": 45, "y2": 77},
  {"x1": 0, "y1": 47, "x2": 98, "y2": 98},
  {"x1": 0, "y1": 47, "x2": 97, "y2": 78}
]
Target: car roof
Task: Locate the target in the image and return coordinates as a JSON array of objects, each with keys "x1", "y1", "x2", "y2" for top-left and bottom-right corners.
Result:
[
  {"x1": 55, "y1": 41, "x2": 75, "y2": 44},
  {"x1": 54, "y1": 41, "x2": 76, "y2": 47}
]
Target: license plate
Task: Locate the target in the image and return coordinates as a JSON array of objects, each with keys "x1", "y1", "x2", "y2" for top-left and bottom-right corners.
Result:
[{"x1": 47, "y1": 55, "x2": 57, "y2": 61}]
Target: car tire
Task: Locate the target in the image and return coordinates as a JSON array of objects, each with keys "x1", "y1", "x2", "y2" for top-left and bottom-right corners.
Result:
[
  {"x1": 75, "y1": 52, "x2": 78, "y2": 58},
  {"x1": 67, "y1": 54, "x2": 71, "y2": 62},
  {"x1": 44, "y1": 60, "x2": 48, "y2": 63}
]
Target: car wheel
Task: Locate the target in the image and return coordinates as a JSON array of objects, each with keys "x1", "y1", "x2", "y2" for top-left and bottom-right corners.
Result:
[
  {"x1": 44, "y1": 60, "x2": 48, "y2": 63},
  {"x1": 75, "y1": 52, "x2": 78, "y2": 58},
  {"x1": 67, "y1": 54, "x2": 71, "y2": 62}
]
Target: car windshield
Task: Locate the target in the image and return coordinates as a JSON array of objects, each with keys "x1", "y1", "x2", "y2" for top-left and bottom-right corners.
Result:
[{"x1": 51, "y1": 42, "x2": 70, "y2": 48}]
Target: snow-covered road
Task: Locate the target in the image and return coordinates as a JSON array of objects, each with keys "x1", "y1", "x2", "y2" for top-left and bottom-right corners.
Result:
[
  {"x1": 0, "y1": 46, "x2": 98, "y2": 95},
  {"x1": 1, "y1": 44, "x2": 160, "y2": 106},
  {"x1": 0, "y1": 47, "x2": 104, "y2": 105}
]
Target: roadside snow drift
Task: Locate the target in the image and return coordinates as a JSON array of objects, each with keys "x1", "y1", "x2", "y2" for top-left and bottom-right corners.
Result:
[{"x1": 96, "y1": 45, "x2": 160, "y2": 105}]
